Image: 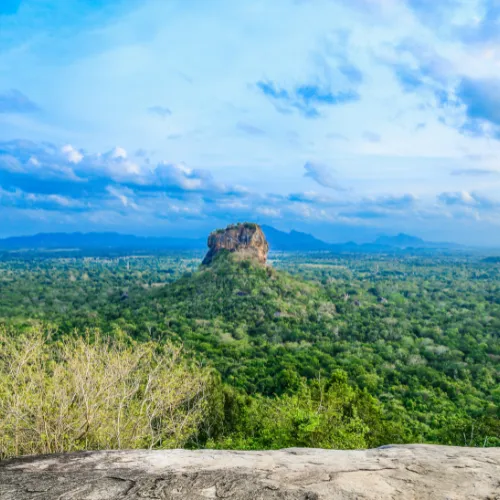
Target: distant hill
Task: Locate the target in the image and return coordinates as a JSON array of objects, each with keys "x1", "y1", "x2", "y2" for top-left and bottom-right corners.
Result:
[
  {"x1": 373, "y1": 233, "x2": 461, "y2": 250},
  {"x1": 482, "y1": 256, "x2": 500, "y2": 263},
  {"x1": 0, "y1": 228, "x2": 462, "y2": 254},
  {"x1": 264, "y1": 227, "x2": 461, "y2": 253},
  {"x1": 0, "y1": 232, "x2": 205, "y2": 251},
  {"x1": 261, "y1": 225, "x2": 331, "y2": 251},
  {"x1": 374, "y1": 233, "x2": 425, "y2": 248}
]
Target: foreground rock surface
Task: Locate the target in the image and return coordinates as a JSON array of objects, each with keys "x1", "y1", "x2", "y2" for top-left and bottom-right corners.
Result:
[
  {"x1": 1, "y1": 445, "x2": 500, "y2": 499},
  {"x1": 202, "y1": 223, "x2": 269, "y2": 265}
]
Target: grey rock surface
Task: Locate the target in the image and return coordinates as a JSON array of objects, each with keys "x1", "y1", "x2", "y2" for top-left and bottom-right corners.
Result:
[{"x1": 1, "y1": 445, "x2": 499, "y2": 499}]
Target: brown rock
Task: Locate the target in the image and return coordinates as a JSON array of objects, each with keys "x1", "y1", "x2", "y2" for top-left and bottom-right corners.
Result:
[{"x1": 202, "y1": 223, "x2": 269, "y2": 266}]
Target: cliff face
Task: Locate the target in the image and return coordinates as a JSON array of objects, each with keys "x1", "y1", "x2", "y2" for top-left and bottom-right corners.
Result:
[
  {"x1": 202, "y1": 223, "x2": 269, "y2": 266},
  {"x1": 2, "y1": 445, "x2": 500, "y2": 499}
]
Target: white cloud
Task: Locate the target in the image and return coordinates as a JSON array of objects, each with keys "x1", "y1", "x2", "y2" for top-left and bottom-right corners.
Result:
[
  {"x1": 61, "y1": 144, "x2": 83, "y2": 164},
  {"x1": 303, "y1": 162, "x2": 344, "y2": 190},
  {"x1": 439, "y1": 191, "x2": 477, "y2": 206},
  {"x1": 106, "y1": 146, "x2": 127, "y2": 160},
  {"x1": 257, "y1": 207, "x2": 281, "y2": 217}
]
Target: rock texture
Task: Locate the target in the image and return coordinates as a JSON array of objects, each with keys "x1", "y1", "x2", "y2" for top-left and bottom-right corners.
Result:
[
  {"x1": 202, "y1": 223, "x2": 269, "y2": 266},
  {"x1": 1, "y1": 445, "x2": 500, "y2": 499}
]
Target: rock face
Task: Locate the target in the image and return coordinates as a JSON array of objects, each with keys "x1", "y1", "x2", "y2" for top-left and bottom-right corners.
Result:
[
  {"x1": 1, "y1": 445, "x2": 500, "y2": 499},
  {"x1": 202, "y1": 222, "x2": 269, "y2": 266}
]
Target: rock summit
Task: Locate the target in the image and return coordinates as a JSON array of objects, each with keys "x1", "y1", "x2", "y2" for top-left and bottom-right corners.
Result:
[{"x1": 202, "y1": 222, "x2": 269, "y2": 265}]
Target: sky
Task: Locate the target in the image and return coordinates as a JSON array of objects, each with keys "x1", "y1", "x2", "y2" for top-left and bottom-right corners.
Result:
[{"x1": 1, "y1": 0, "x2": 500, "y2": 244}]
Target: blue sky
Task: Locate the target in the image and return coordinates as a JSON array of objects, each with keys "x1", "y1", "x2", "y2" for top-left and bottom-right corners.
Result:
[{"x1": 1, "y1": 0, "x2": 500, "y2": 244}]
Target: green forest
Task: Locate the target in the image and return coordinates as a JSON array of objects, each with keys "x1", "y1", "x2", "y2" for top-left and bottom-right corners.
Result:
[{"x1": 1, "y1": 248, "x2": 500, "y2": 458}]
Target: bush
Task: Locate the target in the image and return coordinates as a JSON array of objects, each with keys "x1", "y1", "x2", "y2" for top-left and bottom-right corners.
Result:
[{"x1": 0, "y1": 327, "x2": 215, "y2": 459}]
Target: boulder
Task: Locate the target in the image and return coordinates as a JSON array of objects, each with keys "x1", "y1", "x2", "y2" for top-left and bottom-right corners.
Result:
[{"x1": 1, "y1": 445, "x2": 499, "y2": 499}]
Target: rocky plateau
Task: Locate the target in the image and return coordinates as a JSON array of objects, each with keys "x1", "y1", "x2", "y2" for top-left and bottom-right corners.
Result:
[{"x1": 1, "y1": 445, "x2": 500, "y2": 499}]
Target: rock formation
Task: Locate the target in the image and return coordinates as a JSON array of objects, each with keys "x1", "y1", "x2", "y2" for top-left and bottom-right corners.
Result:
[
  {"x1": 1, "y1": 445, "x2": 500, "y2": 499},
  {"x1": 202, "y1": 222, "x2": 269, "y2": 266}
]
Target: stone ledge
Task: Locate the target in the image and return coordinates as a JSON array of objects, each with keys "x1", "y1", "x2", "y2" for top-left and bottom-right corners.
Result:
[{"x1": 1, "y1": 445, "x2": 499, "y2": 499}]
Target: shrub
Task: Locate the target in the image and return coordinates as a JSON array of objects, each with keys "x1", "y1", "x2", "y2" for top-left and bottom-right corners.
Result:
[{"x1": 0, "y1": 327, "x2": 215, "y2": 459}]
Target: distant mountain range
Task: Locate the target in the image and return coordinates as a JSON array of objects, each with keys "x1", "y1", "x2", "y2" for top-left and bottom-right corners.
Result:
[
  {"x1": 0, "y1": 232, "x2": 206, "y2": 251},
  {"x1": 260, "y1": 225, "x2": 332, "y2": 251},
  {"x1": 0, "y1": 226, "x2": 462, "y2": 254},
  {"x1": 262, "y1": 226, "x2": 462, "y2": 253}
]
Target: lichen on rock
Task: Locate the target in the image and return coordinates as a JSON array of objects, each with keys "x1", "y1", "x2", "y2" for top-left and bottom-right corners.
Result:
[{"x1": 202, "y1": 222, "x2": 269, "y2": 266}]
